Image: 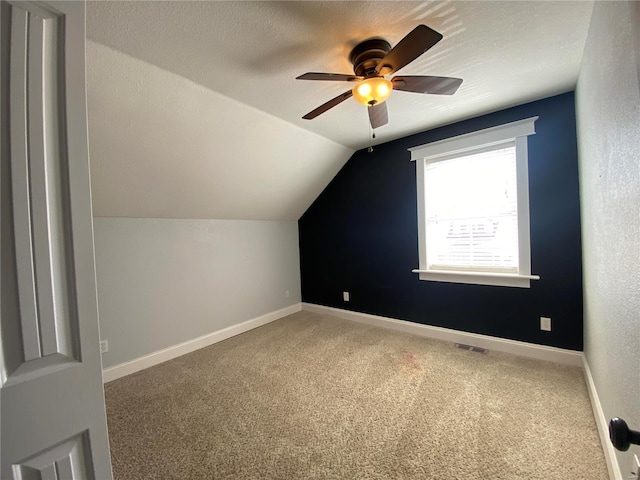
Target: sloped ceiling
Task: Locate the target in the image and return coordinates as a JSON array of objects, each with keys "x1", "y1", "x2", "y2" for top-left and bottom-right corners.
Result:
[
  {"x1": 86, "y1": 1, "x2": 594, "y2": 221},
  {"x1": 87, "y1": 42, "x2": 352, "y2": 220}
]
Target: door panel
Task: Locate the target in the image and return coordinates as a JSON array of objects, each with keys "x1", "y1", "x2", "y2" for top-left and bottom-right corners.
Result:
[
  {"x1": 12, "y1": 431, "x2": 92, "y2": 480},
  {"x1": 9, "y1": 1, "x2": 78, "y2": 370},
  {"x1": 1, "y1": 1, "x2": 112, "y2": 478}
]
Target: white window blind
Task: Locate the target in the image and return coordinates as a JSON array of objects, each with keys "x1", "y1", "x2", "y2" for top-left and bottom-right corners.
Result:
[{"x1": 424, "y1": 142, "x2": 518, "y2": 273}]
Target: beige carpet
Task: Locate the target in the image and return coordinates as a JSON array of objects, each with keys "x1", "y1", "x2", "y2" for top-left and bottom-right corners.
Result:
[{"x1": 105, "y1": 311, "x2": 608, "y2": 479}]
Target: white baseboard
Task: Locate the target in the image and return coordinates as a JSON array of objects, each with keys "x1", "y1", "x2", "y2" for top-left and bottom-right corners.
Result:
[
  {"x1": 583, "y1": 356, "x2": 623, "y2": 480},
  {"x1": 302, "y1": 303, "x2": 583, "y2": 366},
  {"x1": 102, "y1": 303, "x2": 301, "y2": 383}
]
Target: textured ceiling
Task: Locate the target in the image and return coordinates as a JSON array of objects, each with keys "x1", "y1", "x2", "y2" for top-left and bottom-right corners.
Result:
[{"x1": 85, "y1": 1, "x2": 594, "y2": 220}]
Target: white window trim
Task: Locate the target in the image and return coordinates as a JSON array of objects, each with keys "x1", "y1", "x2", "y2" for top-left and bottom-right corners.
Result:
[{"x1": 409, "y1": 117, "x2": 540, "y2": 288}]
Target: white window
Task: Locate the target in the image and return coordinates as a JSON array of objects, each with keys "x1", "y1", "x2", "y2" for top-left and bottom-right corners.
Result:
[{"x1": 409, "y1": 117, "x2": 540, "y2": 288}]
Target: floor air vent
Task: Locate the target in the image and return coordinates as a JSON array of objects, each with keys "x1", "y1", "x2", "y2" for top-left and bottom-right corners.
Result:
[{"x1": 455, "y1": 343, "x2": 487, "y2": 353}]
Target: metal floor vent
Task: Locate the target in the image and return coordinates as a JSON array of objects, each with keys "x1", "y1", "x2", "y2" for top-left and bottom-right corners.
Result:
[{"x1": 455, "y1": 343, "x2": 488, "y2": 353}]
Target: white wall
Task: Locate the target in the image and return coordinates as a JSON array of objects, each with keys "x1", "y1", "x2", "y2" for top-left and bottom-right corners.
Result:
[
  {"x1": 93, "y1": 218, "x2": 301, "y2": 368},
  {"x1": 576, "y1": 0, "x2": 640, "y2": 475}
]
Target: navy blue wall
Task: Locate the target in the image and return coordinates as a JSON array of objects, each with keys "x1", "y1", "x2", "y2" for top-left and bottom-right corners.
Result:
[{"x1": 298, "y1": 92, "x2": 583, "y2": 350}]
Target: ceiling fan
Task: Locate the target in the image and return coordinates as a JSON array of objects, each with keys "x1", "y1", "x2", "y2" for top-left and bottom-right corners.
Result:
[{"x1": 297, "y1": 25, "x2": 463, "y2": 129}]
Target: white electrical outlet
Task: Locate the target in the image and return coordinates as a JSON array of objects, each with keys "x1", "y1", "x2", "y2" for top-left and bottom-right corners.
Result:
[
  {"x1": 343, "y1": 291, "x2": 350, "y2": 302},
  {"x1": 100, "y1": 340, "x2": 108, "y2": 354},
  {"x1": 632, "y1": 454, "x2": 640, "y2": 480},
  {"x1": 285, "y1": 290, "x2": 290, "y2": 298},
  {"x1": 540, "y1": 317, "x2": 551, "y2": 331}
]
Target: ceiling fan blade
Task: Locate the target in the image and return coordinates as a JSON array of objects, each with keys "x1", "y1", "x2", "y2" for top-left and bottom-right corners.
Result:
[
  {"x1": 368, "y1": 102, "x2": 388, "y2": 129},
  {"x1": 297, "y1": 72, "x2": 363, "y2": 82},
  {"x1": 392, "y1": 76, "x2": 463, "y2": 95},
  {"x1": 302, "y1": 90, "x2": 353, "y2": 120},
  {"x1": 375, "y1": 25, "x2": 443, "y2": 76}
]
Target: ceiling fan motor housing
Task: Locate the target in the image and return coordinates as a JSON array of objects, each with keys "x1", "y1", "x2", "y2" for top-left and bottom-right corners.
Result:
[{"x1": 349, "y1": 39, "x2": 392, "y2": 77}]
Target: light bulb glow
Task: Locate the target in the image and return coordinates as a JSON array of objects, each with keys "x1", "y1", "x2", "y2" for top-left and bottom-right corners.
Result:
[
  {"x1": 357, "y1": 83, "x2": 372, "y2": 96},
  {"x1": 352, "y1": 77, "x2": 393, "y2": 106}
]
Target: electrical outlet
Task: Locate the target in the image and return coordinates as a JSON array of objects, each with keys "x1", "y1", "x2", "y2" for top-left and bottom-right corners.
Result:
[
  {"x1": 100, "y1": 340, "x2": 108, "y2": 354},
  {"x1": 631, "y1": 454, "x2": 640, "y2": 480},
  {"x1": 540, "y1": 317, "x2": 551, "y2": 331},
  {"x1": 343, "y1": 291, "x2": 350, "y2": 302},
  {"x1": 285, "y1": 290, "x2": 290, "y2": 298}
]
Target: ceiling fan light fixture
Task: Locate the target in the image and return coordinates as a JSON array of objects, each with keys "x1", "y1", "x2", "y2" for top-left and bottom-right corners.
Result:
[{"x1": 352, "y1": 77, "x2": 393, "y2": 107}]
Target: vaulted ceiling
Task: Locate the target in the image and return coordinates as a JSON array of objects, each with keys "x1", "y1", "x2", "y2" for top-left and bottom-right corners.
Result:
[{"x1": 86, "y1": 1, "x2": 594, "y2": 221}]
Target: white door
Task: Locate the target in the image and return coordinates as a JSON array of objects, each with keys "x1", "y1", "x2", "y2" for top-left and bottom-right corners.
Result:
[{"x1": 1, "y1": 1, "x2": 113, "y2": 478}]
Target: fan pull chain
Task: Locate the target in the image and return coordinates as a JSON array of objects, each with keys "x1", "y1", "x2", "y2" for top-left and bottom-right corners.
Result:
[{"x1": 368, "y1": 114, "x2": 374, "y2": 153}]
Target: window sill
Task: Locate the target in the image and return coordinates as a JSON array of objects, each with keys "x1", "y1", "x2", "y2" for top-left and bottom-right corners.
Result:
[{"x1": 411, "y1": 269, "x2": 540, "y2": 288}]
